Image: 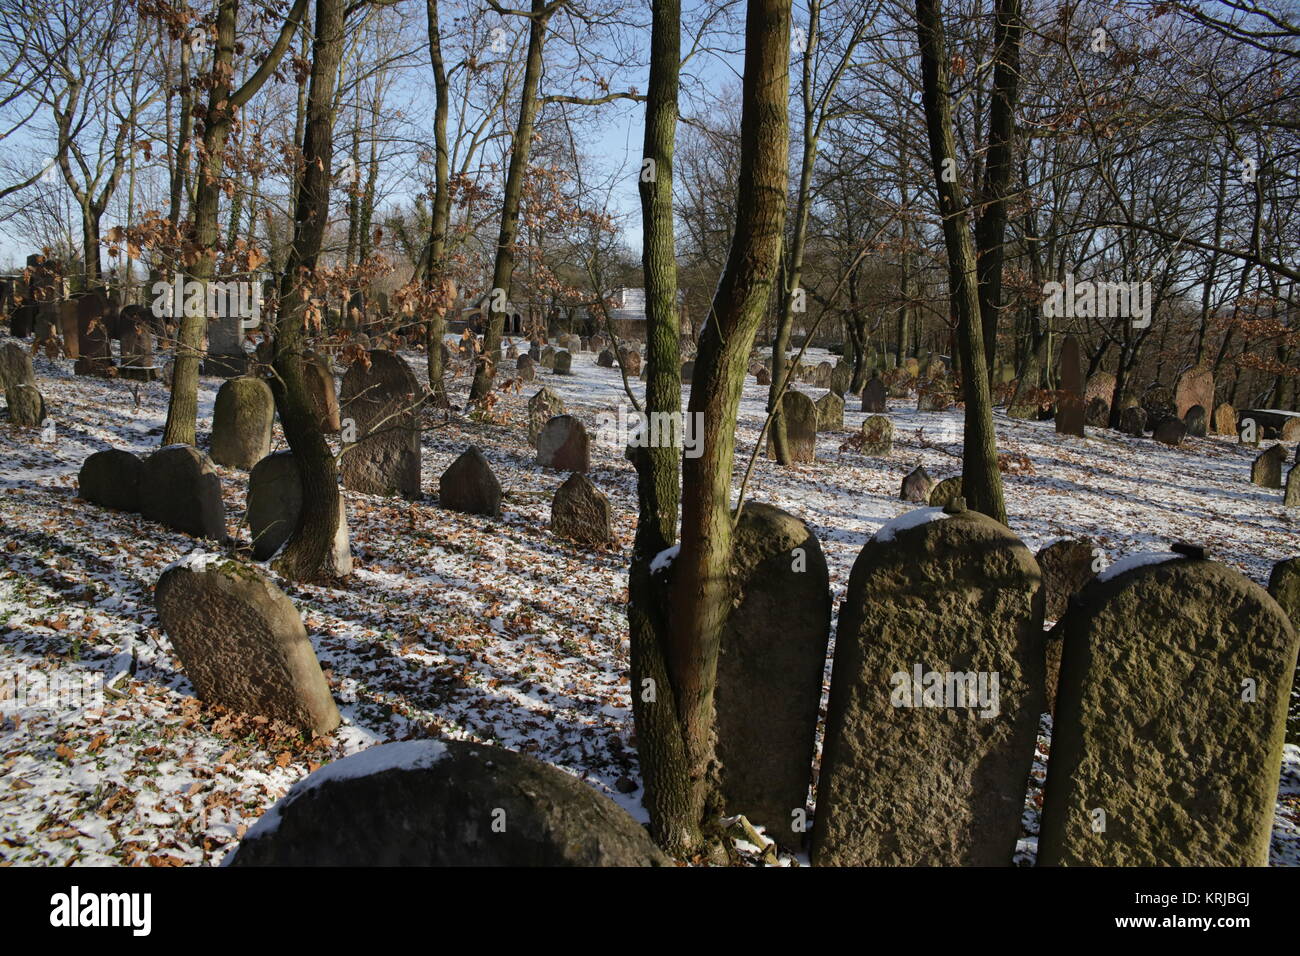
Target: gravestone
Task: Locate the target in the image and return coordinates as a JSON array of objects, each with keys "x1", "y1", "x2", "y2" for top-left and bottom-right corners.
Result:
[
  {"x1": 900, "y1": 465, "x2": 932, "y2": 503},
  {"x1": 1211, "y1": 403, "x2": 1237, "y2": 437},
  {"x1": 118, "y1": 317, "x2": 158, "y2": 381},
  {"x1": 439, "y1": 446, "x2": 502, "y2": 516},
  {"x1": 1183, "y1": 405, "x2": 1207, "y2": 438},
  {"x1": 550, "y1": 473, "x2": 613, "y2": 546},
  {"x1": 0, "y1": 342, "x2": 34, "y2": 392},
  {"x1": 1055, "y1": 335, "x2": 1085, "y2": 437},
  {"x1": 78, "y1": 449, "x2": 143, "y2": 513},
  {"x1": 1152, "y1": 417, "x2": 1186, "y2": 446},
  {"x1": 716, "y1": 503, "x2": 831, "y2": 848},
  {"x1": 1175, "y1": 364, "x2": 1215, "y2": 420},
  {"x1": 756, "y1": 366, "x2": 771, "y2": 386},
  {"x1": 539, "y1": 346, "x2": 556, "y2": 370},
  {"x1": 202, "y1": 314, "x2": 249, "y2": 378},
  {"x1": 861, "y1": 375, "x2": 887, "y2": 413},
  {"x1": 1118, "y1": 405, "x2": 1147, "y2": 437},
  {"x1": 813, "y1": 362, "x2": 834, "y2": 389},
  {"x1": 764, "y1": 391, "x2": 817, "y2": 463},
  {"x1": 1266, "y1": 559, "x2": 1300, "y2": 744},
  {"x1": 140, "y1": 445, "x2": 226, "y2": 541},
  {"x1": 917, "y1": 388, "x2": 952, "y2": 412},
  {"x1": 553, "y1": 350, "x2": 573, "y2": 375},
  {"x1": 517, "y1": 353, "x2": 536, "y2": 372},
  {"x1": 247, "y1": 452, "x2": 303, "y2": 561},
  {"x1": 10, "y1": 303, "x2": 36, "y2": 338},
  {"x1": 527, "y1": 387, "x2": 565, "y2": 447},
  {"x1": 1284, "y1": 419, "x2": 1300, "y2": 443},
  {"x1": 1251, "y1": 444, "x2": 1286, "y2": 488},
  {"x1": 830, "y1": 362, "x2": 852, "y2": 397},
  {"x1": 537, "y1": 416, "x2": 590, "y2": 472},
  {"x1": 859, "y1": 415, "x2": 892, "y2": 456},
  {"x1": 339, "y1": 350, "x2": 422, "y2": 499},
  {"x1": 1285, "y1": 466, "x2": 1300, "y2": 508},
  {"x1": 74, "y1": 293, "x2": 113, "y2": 375},
  {"x1": 6, "y1": 383, "x2": 44, "y2": 427},
  {"x1": 155, "y1": 558, "x2": 340, "y2": 736},
  {"x1": 1035, "y1": 538, "x2": 1095, "y2": 621},
  {"x1": 210, "y1": 376, "x2": 275, "y2": 470},
  {"x1": 1038, "y1": 554, "x2": 1297, "y2": 865},
  {"x1": 1084, "y1": 372, "x2": 1115, "y2": 416},
  {"x1": 226, "y1": 740, "x2": 667, "y2": 866},
  {"x1": 621, "y1": 349, "x2": 642, "y2": 377},
  {"x1": 58, "y1": 301, "x2": 79, "y2": 358},
  {"x1": 927, "y1": 476, "x2": 963, "y2": 510},
  {"x1": 1085, "y1": 398, "x2": 1109, "y2": 428},
  {"x1": 812, "y1": 505, "x2": 1045, "y2": 866},
  {"x1": 815, "y1": 391, "x2": 844, "y2": 432},
  {"x1": 1141, "y1": 384, "x2": 1176, "y2": 424}
]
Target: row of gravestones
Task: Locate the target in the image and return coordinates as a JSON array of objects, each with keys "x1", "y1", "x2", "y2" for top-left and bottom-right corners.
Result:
[{"x1": 9, "y1": 289, "x2": 168, "y2": 380}]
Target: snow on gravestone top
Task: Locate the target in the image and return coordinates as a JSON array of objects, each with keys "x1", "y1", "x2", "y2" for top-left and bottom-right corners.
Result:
[{"x1": 873, "y1": 506, "x2": 950, "y2": 543}]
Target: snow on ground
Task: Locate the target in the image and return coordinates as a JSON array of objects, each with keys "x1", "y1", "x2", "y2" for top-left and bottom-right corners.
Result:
[{"x1": 0, "y1": 336, "x2": 1297, "y2": 866}]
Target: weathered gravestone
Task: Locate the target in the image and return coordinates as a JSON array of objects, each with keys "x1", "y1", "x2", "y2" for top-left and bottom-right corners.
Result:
[
  {"x1": 1265, "y1": 558, "x2": 1300, "y2": 744},
  {"x1": 1175, "y1": 364, "x2": 1215, "y2": 420},
  {"x1": 210, "y1": 376, "x2": 275, "y2": 471},
  {"x1": 0, "y1": 342, "x2": 34, "y2": 394},
  {"x1": 621, "y1": 349, "x2": 642, "y2": 377},
  {"x1": 539, "y1": 346, "x2": 556, "y2": 370},
  {"x1": 203, "y1": 315, "x2": 249, "y2": 378},
  {"x1": 1035, "y1": 538, "x2": 1095, "y2": 622},
  {"x1": 861, "y1": 375, "x2": 887, "y2": 413},
  {"x1": 900, "y1": 465, "x2": 933, "y2": 503},
  {"x1": 1212, "y1": 403, "x2": 1237, "y2": 437},
  {"x1": 1055, "y1": 335, "x2": 1085, "y2": 437},
  {"x1": 226, "y1": 740, "x2": 668, "y2": 866},
  {"x1": 78, "y1": 449, "x2": 144, "y2": 513},
  {"x1": 1084, "y1": 372, "x2": 1115, "y2": 421},
  {"x1": 118, "y1": 316, "x2": 158, "y2": 381},
  {"x1": 715, "y1": 503, "x2": 831, "y2": 848},
  {"x1": 812, "y1": 505, "x2": 1045, "y2": 866},
  {"x1": 6, "y1": 383, "x2": 44, "y2": 427},
  {"x1": 1285, "y1": 465, "x2": 1300, "y2": 508},
  {"x1": 1252, "y1": 444, "x2": 1286, "y2": 488},
  {"x1": 553, "y1": 350, "x2": 573, "y2": 375},
  {"x1": 1085, "y1": 397, "x2": 1109, "y2": 428},
  {"x1": 1183, "y1": 405, "x2": 1207, "y2": 438},
  {"x1": 1038, "y1": 553, "x2": 1297, "y2": 865},
  {"x1": 141, "y1": 445, "x2": 226, "y2": 540},
  {"x1": 550, "y1": 472, "x2": 613, "y2": 546},
  {"x1": 1119, "y1": 405, "x2": 1147, "y2": 437},
  {"x1": 536, "y1": 415, "x2": 590, "y2": 472},
  {"x1": 1141, "y1": 384, "x2": 1176, "y2": 425},
  {"x1": 339, "y1": 350, "x2": 422, "y2": 499},
  {"x1": 439, "y1": 446, "x2": 501, "y2": 517},
  {"x1": 527, "y1": 387, "x2": 565, "y2": 447},
  {"x1": 917, "y1": 387, "x2": 953, "y2": 412},
  {"x1": 859, "y1": 415, "x2": 892, "y2": 456},
  {"x1": 155, "y1": 557, "x2": 340, "y2": 736},
  {"x1": 815, "y1": 391, "x2": 844, "y2": 432},
  {"x1": 247, "y1": 452, "x2": 301, "y2": 561},
  {"x1": 927, "y1": 476, "x2": 963, "y2": 510},
  {"x1": 830, "y1": 362, "x2": 852, "y2": 397},
  {"x1": 764, "y1": 390, "x2": 817, "y2": 463},
  {"x1": 74, "y1": 293, "x2": 114, "y2": 376},
  {"x1": 1153, "y1": 417, "x2": 1186, "y2": 446},
  {"x1": 755, "y1": 366, "x2": 771, "y2": 386}
]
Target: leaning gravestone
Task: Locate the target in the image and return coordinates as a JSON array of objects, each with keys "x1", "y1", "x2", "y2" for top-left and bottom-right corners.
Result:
[
  {"x1": 155, "y1": 557, "x2": 340, "y2": 736},
  {"x1": 247, "y1": 452, "x2": 303, "y2": 561},
  {"x1": 815, "y1": 391, "x2": 844, "y2": 432},
  {"x1": 764, "y1": 391, "x2": 817, "y2": 463},
  {"x1": 6, "y1": 383, "x2": 44, "y2": 427},
  {"x1": 527, "y1": 387, "x2": 565, "y2": 447},
  {"x1": 1038, "y1": 553, "x2": 1297, "y2": 865},
  {"x1": 859, "y1": 415, "x2": 892, "y2": 456},
  {"x1": 1174, "y1": 364, "x2": 1215, "y2": 420},
  {"x1": 210, "y1": 376, "x2": 275, "y2": 470},
  {"x1": 141, "y1": 445, "x2": 226, "y2": 541},
  {"x1": 438, "y1": 446, "x2": 501, "y2": 517},
  {"x1": 861, "y1": 375, "x2": 887, "y2": 413},
  {"x1": 339, "y1": 350, "x2": 422, "y2": 499},
  {"x1": 900, "y1": 465, "x2": 932, "y2": 503},
  {"x1": 1055, "y1": 335, "x2": 1085, "y2": 437},
  {"x1": 0, "y1": 342, "x2": 34, "y2": 393},
  {"x1": 1252, "y1": 444, "x2": 1286, "y2": 488},
  {"x1": 715, "y1": 503, "x2": 831, "y2": 848},
  {"x1": 553, "y1": 350, "x2": 573, "y2": 376},
  {"x1": 537, "y1": 416, "x2": 590, "y2": 472},
  {"x1": 927, "y1": 476, "x2": 963, "y2": 510},
  {"x1": 550, "y1": 473, "x2": 613, "y2": 546},
  {"x1": 1035, "y1": 538, "x2": 1095, "y2": 622},
  {"x1": 226, "y1": 739, "x2": 668, "y2": 866},
  {"x1": 812, "y1": 505, "x2": 1045, "y2": 866},
  {"x1": 78, "y1": 449, "x2": 144, "y2": 513}
]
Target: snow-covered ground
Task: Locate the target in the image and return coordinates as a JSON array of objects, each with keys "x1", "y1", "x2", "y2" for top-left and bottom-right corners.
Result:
[{"x1": 1, "y1": 336, "x2": 1296, "y2": 865}]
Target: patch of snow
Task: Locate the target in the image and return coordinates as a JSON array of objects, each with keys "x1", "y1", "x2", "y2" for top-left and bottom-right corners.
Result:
[
  {"x1": 1095, "y1": 551, "x2": 1180, "y2": 583},
  {"x1": 649, "y1": 544, "x2": 680, "y2": 573},
  {"x1": 873, "y1": 507, "x2": 949, "y2": 543},
  {"x1": 161, "y1": 549, "x2": 224, "y2": 575}
]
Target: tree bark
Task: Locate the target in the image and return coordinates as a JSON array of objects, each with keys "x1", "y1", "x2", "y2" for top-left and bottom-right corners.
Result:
[{"x1": 422, "y1": 0, "x2": 453, "y2": 404}]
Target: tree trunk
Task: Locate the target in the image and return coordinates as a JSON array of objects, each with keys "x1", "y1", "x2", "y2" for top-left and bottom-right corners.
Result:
[{"x1": 422, "y1": 0, "x2": 454, "y2": 403}]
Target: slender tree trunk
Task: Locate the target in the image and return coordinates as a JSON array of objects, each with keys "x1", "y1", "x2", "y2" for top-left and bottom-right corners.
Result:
[
  {"x1": 168, "y1": 35, "x2": 193, "y2": 233},
  {"x1": 423, "y1": 0, "x2": 454, "y2": 404}
]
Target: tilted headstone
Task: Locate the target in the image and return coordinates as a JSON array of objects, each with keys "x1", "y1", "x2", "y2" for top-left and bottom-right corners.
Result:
[
  {"x1": 815, "y1": 391, "x2": 844, "y2": 432},
  {"x1": 765, "y1": 390, "x2": 817, "y2": 463},
  {"x1": 155, "y1": 557, "x2": 340, "y2": 736},
  {"x1": 550, "y1": 472, "x2": 613, "y2": 546},
  {"x1": 226, "y1": 740, "x2": 668, "y2": 866},
  {"x1": 900, "y1": 465, "x2": 932, "y2": 503},
  {"x1": 339, "y1": 350, "x2": 422, "y2": 499},
  {"x1": 861, "y1": 375, "x2": 887, "y2": 413},
  {"x1": 1035, "y1": 538, "x2": 1095, "y2": 621},
  {"x1": 859, "y1": 415, "x2": 892, "y2": 456},
  {"x1": 1038, "y1": 554, "x2": 1297, "y2": 865},
  {"x1": 78, "y1": 449, "x2": 143, "y2": 513},
  {"x1": 1055, "y1": 335, "x2": 1085, "y2": 437},
  {"x1": 210, "y1": 376, "x2": 275, "y2": 471},
  {"x1": 812, "y1": 505, "x2": 1045, "y2": 865},
  {"x1": 716, "y1": 503, "x2": 831, "y2": 848},
  {"x1": 1251, "y1": 444, "x2": 1286, "y2": 488},
  {"x1": 527, "y1": 387, "x2": 565, "y2": 447},
  {"x1": 140, "y1": 445, "x2": 227, "y2": 541},
  {"x1": 536, "y1": 415, "x2": 590, "y2": 472},
  {"x1": 439, "y1": 446, "x2": 502, "y2": 516}
]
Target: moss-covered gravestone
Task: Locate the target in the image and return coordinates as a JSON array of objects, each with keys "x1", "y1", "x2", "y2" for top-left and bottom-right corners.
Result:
[
  {"x1": 815, "y1": 390, "x2": 844, "y2": 432},
  {"x1": 1038, "y1": 553, "x2": 1297, "y2": 866},
  {"x1": 716, "y1": 503, "x2": 831, "y2": 848},
  {"x1": 210, "y1": 376, "x2": 275, "y2": 470},
  {"x1": 812, "y1": 505, "x2": 1045, "y2": 866}
]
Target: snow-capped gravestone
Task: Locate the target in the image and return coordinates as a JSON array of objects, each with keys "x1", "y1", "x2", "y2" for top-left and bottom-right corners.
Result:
[
  {"x1": 0, "y1": 342, "x2": 34, "y2": 392},
  {"x1": 438, "y1": 446, "x2": 501, "y2": 517},
  {"x1": 6, "y1": 383, "x2": 43, "y2": 427},
  {"x1": 526, "y1": 387, "x2": 564, "y2": 448},
  {"x1": 1055, "y1": 335, "x2": 1085, "y2": 437},
  {"x1": 1251, "y1": 444, "x2": 1286, "y2": 488},
  {"x1": 226, "y1": 740, "x2": 668, "y2": 866},
  {"x1": 812, "y1": 505, "x2": 1045, "y2": 866},
  {"x1": 1212, "y1": 403, "x2": 1237, "y2": 436},
  {"x1": 1183, "y1": 405, "x2": 1207, "y2": 438},
  {"x1": 815, "y1": 390, "x2": 844, "y2": 432},
  {"x1": 141, "y1": 445, "x2": 226, "y2": 541},
  {"x1": 764, "y1": 391, "x2": 817, "y2": 463},
  {"x1": 927, "y1": 476, "x2": 963, "y2": 510},
  {"x1": 550, "y1": 473, "x2": 613, "y2": 546},
  {"x1": 1175, "y1": 364, "x2": 1215, "y2": 420},
  {"x1": 210, "y1": 376, "x2": 275, "y2": 470},
  {"x1": 1038, "y1": 553, "x2": 1297, "y2": 866},
  {"x1": 1118, "y1": 405, "x2": 1147, "y2": 437},
  {"x1": 553, "y1": 350, "x2": 573, "y2": 376},
  {"x1": 536, "y1": 415, "x2": 590, "y2": 472},
  {"x1": 339, "y1": 350, "x2": 422, "y2": 499},
  {"x1": 1035, "y1": 538, "x2": 1095, "y2": 623},
  {"x1": 247, "y1": 452, "x2": 303, "y2": 561},
  {"x1": 155, "y1": 556, "x2": 340, "y2": 736},
  {"x1": 78, "y1": 449, "x2": 144, "y2": 513},
  {"x1": 1152, "y1": 417, "x2": 1186, "y2": 446},
  {"x1": 302, "y1": 352, "x2": 340, "y2": 433},
  {"x1": 861, "y1": 375, "x2": 887, "y2": 413},
  {"x1": 859, "y1": 415, "x2": 892, "y2": 456},
  {"x1": 900, "y1": 465, "x2": 933, "y2": 503},
  {"x1": 715, "y1": 503, "x2": 831, "y2": 849}
]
